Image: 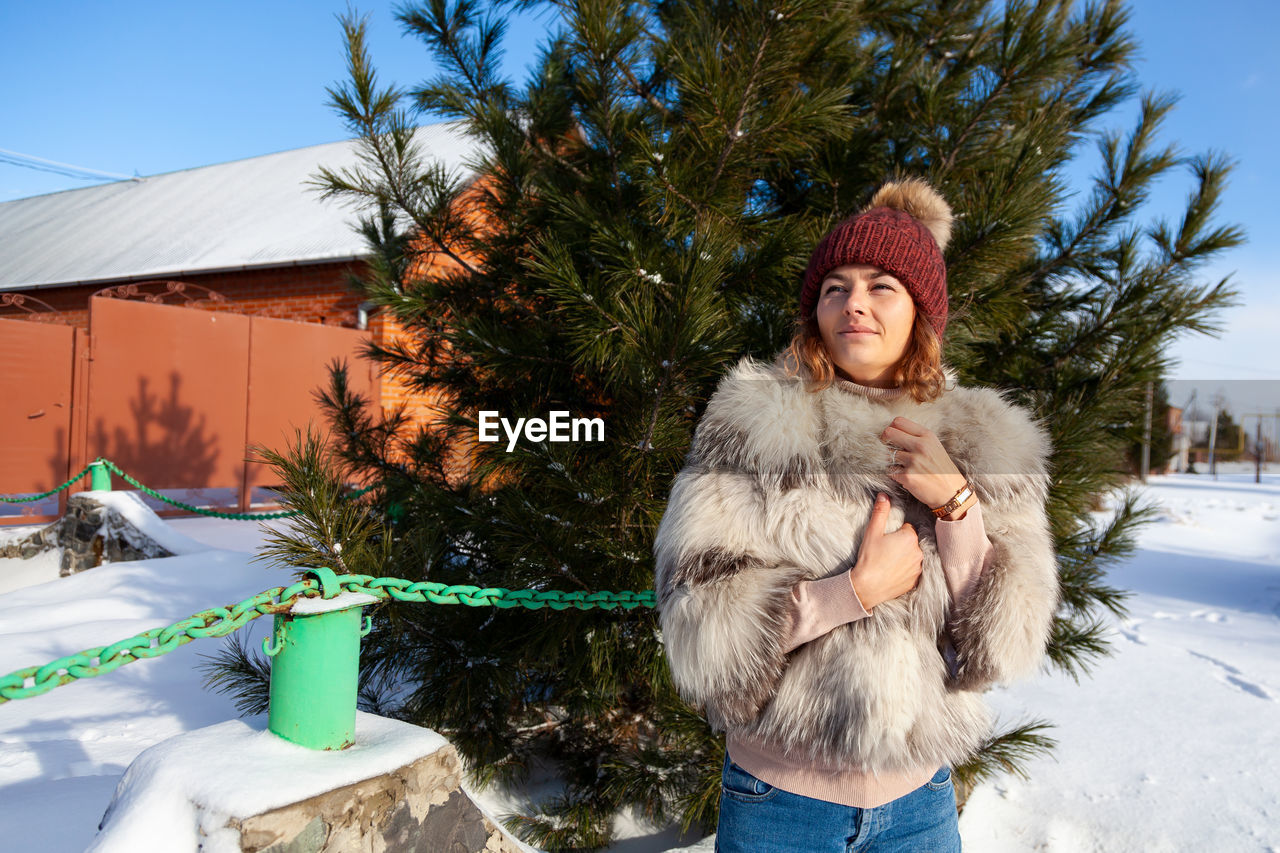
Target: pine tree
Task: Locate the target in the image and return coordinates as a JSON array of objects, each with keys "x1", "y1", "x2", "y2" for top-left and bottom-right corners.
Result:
[
  {"x1": 1214, "y1": 406, "x2": 1244, "y2": 459},
  {"x1": 215, "y1": 1, "x2": 1244, "y2": 847}
]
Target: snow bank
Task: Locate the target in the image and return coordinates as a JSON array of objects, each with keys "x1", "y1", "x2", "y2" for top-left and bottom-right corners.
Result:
[
  {"x1": 958, "y1": 469, "x2": 1280, "y2": 852},
  {"x1": 83, "y1": 491, "x2": 218, "y2": 556},
  {"x1": 0, "y1": 548, "x2": 61, "y2": 595},
  {"x1": 0, "y1": 491, "x2": 242, "y2": 597}
]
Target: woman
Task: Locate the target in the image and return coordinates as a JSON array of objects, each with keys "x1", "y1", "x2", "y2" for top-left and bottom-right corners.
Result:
[{"x1": 653, "y1": 178, "x2": 1059, "y2": 852}]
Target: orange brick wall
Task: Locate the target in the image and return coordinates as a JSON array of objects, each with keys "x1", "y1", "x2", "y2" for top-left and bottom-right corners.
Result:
[
  {"x1": 373, "y1": 249, "x2": 486, "y2": 481},
  {"x1": 366, "y1": 174, "x2": 500, "y2": 483},
  {"x1": 367, "y1": 312, "x2": 446, "y2": 426},
  {"x1": 0, "y1": 260, "x2": 369, "y2": 332},
  {"x1": 366, "y1": 267, "x2": 477, "y2": 483}
]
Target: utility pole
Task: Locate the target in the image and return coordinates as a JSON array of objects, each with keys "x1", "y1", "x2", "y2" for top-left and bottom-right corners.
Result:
[
  {"x1": 1208, "y1": 401, "x2": 1219, "y2": 480},
  {"x1": 1241, "y1": 413, "x2": 1274, "y2": 484},
  {"x1": 1182, "y1": 390, "x2": 1198, "y2": 474},
  {"x1": 1257, "y1": 417, "x2": 1263, "y2": 484},
  {"x1": 1141, "y1": 381, "x2": 1153, "y2": 482}
]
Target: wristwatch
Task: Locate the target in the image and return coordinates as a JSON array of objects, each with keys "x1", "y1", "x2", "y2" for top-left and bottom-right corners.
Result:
[{"x1": 931, "y1": 482, "x2": 975, "y2": 518}]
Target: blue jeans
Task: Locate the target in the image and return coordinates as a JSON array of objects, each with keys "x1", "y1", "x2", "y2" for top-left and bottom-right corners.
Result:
[{"x1": 715, "y1": 757, "x2": 963, "y2": 852}]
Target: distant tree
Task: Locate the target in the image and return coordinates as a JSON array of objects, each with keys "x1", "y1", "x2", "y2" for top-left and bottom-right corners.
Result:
[
  {"x1": 1215, "y1": 406, "x2": 1244, "y2": 458},
  {"x1": 209, "y1": 0, "x2": 1245, "y2": 847}
]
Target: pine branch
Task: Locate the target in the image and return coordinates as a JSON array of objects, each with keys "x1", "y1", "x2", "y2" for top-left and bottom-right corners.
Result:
[
  {"x1": 197, "y1": 631, "x2": 272, "y2": 716},
  {"x1": 708, "y1": 8, "x2": 775, "y2": 189},
  {"x1": 618, "y1": 57, "x2": 673, "y2": 120},
  {"x1": 250, "y1": 424, "x2": 391, "y2": 580},
  {"x1": 1046, "y1": 612, "x2": 1115, "y2": 683},
  {"x1": 955, "y1": 719, "x2": 1058, "y2": 789},
  {"x1": 398, "y1": 0, "x2": 512, "y2": 115},
  {"x1": 313, "y1": 10, "x2": 484, "y2": 278}
]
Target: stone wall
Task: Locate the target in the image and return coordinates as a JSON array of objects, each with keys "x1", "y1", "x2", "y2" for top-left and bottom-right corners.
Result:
[{"x1": 0, "y1": 493, "x2": 173, "y2": 574}]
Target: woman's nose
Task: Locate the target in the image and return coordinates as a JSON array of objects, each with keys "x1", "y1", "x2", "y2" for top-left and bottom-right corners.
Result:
[{"x1": 842, "y1": 289, "x2": 867, "y2": 315}]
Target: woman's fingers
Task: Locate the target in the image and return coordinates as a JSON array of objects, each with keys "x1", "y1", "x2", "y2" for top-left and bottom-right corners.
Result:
[
  {"x1": 853, "y1": 495, "x2": 924, "y2": 608},
  {"x1": 886, "y1": 416, "x2": 929, "y2": 436},
  {"x1": 879, "y1": 419, "x2": 968, "y2": 508},
  {"x1": 879, "y1": 424, "x2": 923, "y2": 450},
  {"x1": 867, "y1": 492, "x2": 892, "y2": 532}
]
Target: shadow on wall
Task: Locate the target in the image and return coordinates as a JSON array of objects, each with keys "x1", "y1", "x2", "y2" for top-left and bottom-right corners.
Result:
[
  {"x1": 0, "y1": 425, "x2": 70, "y2": 521},
  {"x1": 87, "y1": 372, "x2": 220, "y2": 496}
]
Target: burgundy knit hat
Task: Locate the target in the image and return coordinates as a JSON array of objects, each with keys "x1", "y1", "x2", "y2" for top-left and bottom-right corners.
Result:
[{"x1": 799, "y1": 178, "x2": 953, "y2": 338}]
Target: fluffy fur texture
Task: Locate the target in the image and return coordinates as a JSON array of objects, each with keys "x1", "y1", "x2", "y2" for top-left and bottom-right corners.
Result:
[
  {"x1": 868, "y1": 178, "x2": 953, "y2": 252},
  {"x1": 654, "y1": 357, "x2": 1059, "y2": 773}
]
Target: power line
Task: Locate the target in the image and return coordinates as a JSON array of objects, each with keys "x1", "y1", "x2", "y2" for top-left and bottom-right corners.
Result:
[
  {"x1": 0, "y1": 147, "x2": 140, "y2": 182},
  {"x1": 1172, "y1": 359, "x2": 1280, "y2": 378}
]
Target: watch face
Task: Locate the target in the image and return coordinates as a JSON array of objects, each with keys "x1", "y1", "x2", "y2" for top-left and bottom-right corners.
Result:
[{"x1": 934, "y1": 485, "x2": 973, "y2": 517}]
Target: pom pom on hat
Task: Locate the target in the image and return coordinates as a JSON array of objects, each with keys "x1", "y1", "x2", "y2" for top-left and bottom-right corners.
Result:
[
  {"x1": 867, "y1": 177, "x2": 953, "y2": 252},
  {"x1": 799, "y1": 178, "x2": 953, "y2": 337}
]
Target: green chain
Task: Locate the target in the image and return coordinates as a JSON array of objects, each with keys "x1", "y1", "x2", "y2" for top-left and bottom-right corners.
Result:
[
  {"x1": 0, "y1": 578, "x2": 316, "y2": 702},
  {"x1": 100, "y1": 460, "x2": 299, "y2": 520},
  {"x1": 0, "y1": 574, "x2": 656, "y2": 704},
  {"x1": 338, "y1": 575, "x2": 657, "y2": 611},
  {"x1": 1, "y1": 459, "x2": 375, "y2": 520},
  {"x1": 0, "y1": 466, "x2": 90, "y2": 502}
]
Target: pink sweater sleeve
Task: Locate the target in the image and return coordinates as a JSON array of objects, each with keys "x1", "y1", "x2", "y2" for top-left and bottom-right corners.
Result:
[
  {"x1": 781, "y1": 502, "x2": 994, "y2": 657},
  {"x1": 781, "y1": 571, "x2": 871, "y2": 654},
  {"x1": 934, "y1": 501, "x2": 994, "y2": 606},
  {"x1": 933, "y1": 501, "x2": 995, "y2": 676}
]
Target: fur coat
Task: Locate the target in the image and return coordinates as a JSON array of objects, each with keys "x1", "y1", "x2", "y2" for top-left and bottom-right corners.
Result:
[{"x1": 653, "y1": 357, "x2": 1060, "y2": 773}]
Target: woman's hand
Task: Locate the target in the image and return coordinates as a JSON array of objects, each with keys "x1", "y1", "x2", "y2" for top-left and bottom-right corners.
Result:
[
  {"x1": 879, "y1": 416, "x2": 973, "y2": 517},
  {"x1": 849, "y1": 493, "x2": 923, "y2": 610}
]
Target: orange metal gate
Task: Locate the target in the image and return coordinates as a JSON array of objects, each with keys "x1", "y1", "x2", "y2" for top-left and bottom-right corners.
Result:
[
  {"x1": 0, "y1": 318, "x2": 86, "y2": 522},
  {"x1": 243, "y1": 311, "x2": 378, "y2": 498},
  {"x1": 1, "y1": 298, "x2": 377, "y2": 525}
]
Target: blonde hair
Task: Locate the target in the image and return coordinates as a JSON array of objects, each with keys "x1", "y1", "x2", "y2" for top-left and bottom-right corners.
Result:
[{"x1": 781, "y1": 313, "x2": 946, "y2": 403}]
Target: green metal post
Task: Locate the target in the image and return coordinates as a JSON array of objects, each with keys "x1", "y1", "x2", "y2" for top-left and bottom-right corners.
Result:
[
  {"x1": 89, "y1": 460, "x2": 111, "y2": 491},
  {"x1": 266, "y1": 568, "x2": 365, "y2": 750}
]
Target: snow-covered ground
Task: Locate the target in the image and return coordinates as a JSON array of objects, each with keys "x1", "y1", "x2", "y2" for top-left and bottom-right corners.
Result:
[
  {"x1": 2, "y1": 468, "x2": 1279, "y2": 851},
  {"x1": 960, "y1": 467, "x2": 1280, "y2": 853}
]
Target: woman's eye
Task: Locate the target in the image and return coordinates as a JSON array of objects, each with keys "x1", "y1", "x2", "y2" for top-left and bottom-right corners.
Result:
[{"x1": 823, "y1": 283, "x2": 846, "y2": 294}]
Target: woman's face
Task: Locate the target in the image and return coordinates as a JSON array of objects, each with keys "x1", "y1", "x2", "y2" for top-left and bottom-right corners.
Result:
[{"x1": 815, "y1": 263, "x2": 916, "y2": 388}]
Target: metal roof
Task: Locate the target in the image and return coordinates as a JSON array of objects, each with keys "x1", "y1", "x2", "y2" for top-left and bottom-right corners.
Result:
[{"x1": 0, "y1": 122, "x2": 478, "y2": 291}]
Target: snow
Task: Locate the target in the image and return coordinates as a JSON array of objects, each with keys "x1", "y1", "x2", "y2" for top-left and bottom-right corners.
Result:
[
  {"x1": 0, "y1": 491, "x2": 212, "y2": 596},
  {"x1": 958, "y1": 467, "x2": 1280, "y2": 853},
  {"x1": 0, "y1": 548, "x2": 61, "y2": 595},
  {"x1": 1, "y1": 471, "x2": 1279, "y2": 850},
  {"x1": 88, "y1": 712, "x2": 449, "y2": 853},
  {"x1": 0, "y1": 511, "x2": 299, "y2": 852},
  {"x1": 290, "y1": 591, "x2": 379, "y2": 615}
]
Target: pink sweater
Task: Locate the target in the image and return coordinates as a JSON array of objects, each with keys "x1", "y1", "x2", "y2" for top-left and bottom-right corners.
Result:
[{"x1": 726, "y1": 500, "x2": 995, "y2": 807}]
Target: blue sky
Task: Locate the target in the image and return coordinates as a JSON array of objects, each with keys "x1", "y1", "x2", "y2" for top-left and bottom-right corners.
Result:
[{"x1": 2, "y1": 0, "x2": 1277, "y2": 399}]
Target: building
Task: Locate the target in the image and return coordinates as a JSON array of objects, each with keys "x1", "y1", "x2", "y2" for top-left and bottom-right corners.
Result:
[{"x1": 0, "y1": 123, "x2": 476, "y2": 522}]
